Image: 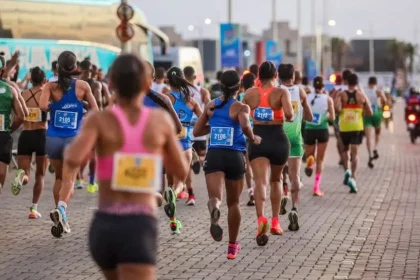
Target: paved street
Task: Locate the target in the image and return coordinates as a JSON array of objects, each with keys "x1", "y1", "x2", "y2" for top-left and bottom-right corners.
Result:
[{"x1": 0, "y1": 101, "x2": 419, "y2": 280}]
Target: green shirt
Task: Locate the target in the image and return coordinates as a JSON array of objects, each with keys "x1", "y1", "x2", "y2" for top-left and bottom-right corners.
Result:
[{"x1": 0, "y1": 80, "x2": 13, "y2": 132}]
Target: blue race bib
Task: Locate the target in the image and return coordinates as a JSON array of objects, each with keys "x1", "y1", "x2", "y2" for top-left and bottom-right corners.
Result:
[
  {"x1": 311, "y1": 113, "x2": 321, "y2": 125},
  {"x1": 254, "y1": 107, "x2": 274, "y2": 122},
  {"x1": 54, "y1": 110, "x2": 78, "y2": 129},
  {"x1": 371, "y1": 104, "x2": 377, "y2": 112},
  {"x1": 210, "y1": 127, "x2": 234, "y2": 146}
]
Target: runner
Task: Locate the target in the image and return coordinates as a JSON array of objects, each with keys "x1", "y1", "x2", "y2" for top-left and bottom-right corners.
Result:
[
  {"x1": 304, "y1": 76, "x2": 335, "y2": 196},
  {"x1": 11, "y1": 67, "x2": 49, "y2": 219},
  {"x1": 302, "y1": 76, "x2": 313, "y2": 94},
  {"x1": 363, "y1": 76, "x2": 387, "y2": 168},
  {"x1": 242, "y1": 61, "x2": 293, "y2": 245},
  {"x1": 152, "y1": 67, "x2": 169, "y2": 94},
  {"x1": 193, "y1": 70, "x2": 260, "y2": 259},
  {"x1": 39, "y1": 51, "x2": 98, "y2": 234},
  {"x1": 54, "y1": 54, "x2": 189, "y2": 279},
  {"x1": 163, "y1": 67, "x2": 202, "y2": 234},
  {"x1": 238, "y1": 72, "x2": 256, "y2": 206},
  {"x1": 249, "y1": 64, "x2": 261, "y2": 87},
  {"x1": 279, "y1": 65, "x2": 313, "y2": 232},
  {"x1": 210, "y1": 71, "x2": 223, "y2": 99},
  {"x1": 335, "y1": 73, "x2": 373, "y2": 193},
  {"x1": 183, "y1": 66, "x2": 211, "y2": 205},
  {"x1": 49, "y1": 61, "x2": 58, "y2": 82},
  {"x1": 0, "y1": 54, "x2": 25, "y2": 195}
]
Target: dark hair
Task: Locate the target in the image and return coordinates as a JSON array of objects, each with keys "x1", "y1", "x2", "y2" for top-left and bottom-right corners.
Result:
[
  {"x1": 313, "y1": 76, "x2": 324, "y2": 90},
  {"x1": 31, "y1": 67, "x2": 45, "y2": 86},
  {"x1": 302, "y1": 77, "x2": 309, "y2": 86},
  {"x1": 278, "y1": 63, "x2": 294, "y2": 81},
  {"x1": 51, "y1": 61, "x2": 58, "y2": 72},
  {"x1": 212, "y1": 70, "x2": 240, "y2": 110},
  {"x1": 155, "y1": 67, "x2": 166, "y2": 80},
  {"x1": 347, "y1": 73, "x2": 359, "y2": 86},
  {"x1": 167, "y1": 66, "x2": 193, "y2": 102},
  {"x1": 259, "y1": 61, "x2": 277, "y2": 80},
  {"x1": 57, "y1": 51, "x2": 77, "y2": 92},
  {"x1": 249, "y1": 64, "x2": 258, "y2": 76},
  {"x1": 216, "y1": 71, "x2": 223, "y2": 81},
  {"x1": 80, "y1": 59, "x2": 91, "y2": 71},
  {"x1": 368, "y1": 76, "x2": 377, "y2": 85},
  {"x1": 342, "y1": 69, "x2": 352, "y2": 82},
  {"x1": 241, "y1": 73, "x2": 255, "y2": 91},
  {"x1": 109, "y1": 54, "x2": 148, "y2": 99},
  {"x1": 335, "y1": 73, "x2": 343, "y2": 84},
  {"x1": 92, "y1": 64, "x2": 98, "y2": 72},
  {"x1": 0, "y1": 52, "x2": 5, "y2": 69},
  {"x1": 183, "y1": 66, "x2": 195, "y2": 80}
]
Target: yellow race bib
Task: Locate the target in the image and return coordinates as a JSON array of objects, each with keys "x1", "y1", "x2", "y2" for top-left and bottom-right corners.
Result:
[
  {"x1": 111, "y1": 152, "x2": 162, "y2": 193},
  {"x1": 291, "y1": 101, "x2": 298, "y2": 114},
  {"x1": 177, "y1": 126, "x2": 187, "y2": 140},
  {"x1": 25, "y1": 108, "x2": 42, "y2": 122},
  {"x1": 0, "y1": 114, "x2": 4, "y2": 131},
  {"x1": 343, "y1": 111, "x2": 359, "y2": 124}
]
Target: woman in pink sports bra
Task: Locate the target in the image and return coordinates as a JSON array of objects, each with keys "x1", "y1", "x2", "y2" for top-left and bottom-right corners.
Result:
[{"x1": 53, "y1": 54, "x2": 189, "y2": 280}]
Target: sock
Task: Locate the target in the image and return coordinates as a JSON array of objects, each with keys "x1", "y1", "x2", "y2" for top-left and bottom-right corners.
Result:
[
  {"x1": 89, "y1": 172, "x2": 95, "y2": 185},
  {"x1": 314, "y1": 173, "x2": 322, "y2": 191},
  {"x1": 187, "y1": 187, "x2": 194, "y2": 196},
  {"x1": 57, "y1": 201, "x2": 67, "y2": 209},
  {"x1": 31, "y1": 204, "x2": 38, "y2": 211},
  {"x1": 292, "y1": 207, "x2": 298, "y2": 213}
]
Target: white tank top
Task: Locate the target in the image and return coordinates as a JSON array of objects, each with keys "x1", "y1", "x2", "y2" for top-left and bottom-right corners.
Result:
[
  {"x1": 281, "y1": 85, "x2": 302, "y2": 120},
  {"x1": 334, "y1": 85, "x2": 348, "y2": 91},
  {"x1": 307, "y1": 93, "x2": 328, "y2": 116},
  {"x1": 152, "y1": 82, "x2": 168, "y2": 93},
  {"x1": 365, "y1": 87, "x2": 379, "y2": 111},
  {"x1": 190, "y1": 85, "x2": 206, "y2": 141}
]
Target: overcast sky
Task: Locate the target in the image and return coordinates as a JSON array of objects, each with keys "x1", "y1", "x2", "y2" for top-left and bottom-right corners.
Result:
[{"x1": 135, "y1": 0, "x2": 419, "y2": 43}]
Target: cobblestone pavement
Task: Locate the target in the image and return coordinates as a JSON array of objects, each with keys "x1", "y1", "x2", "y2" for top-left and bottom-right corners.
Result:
[{"x1": 0, "y1": 101, "x2": 419, "y2": 280}]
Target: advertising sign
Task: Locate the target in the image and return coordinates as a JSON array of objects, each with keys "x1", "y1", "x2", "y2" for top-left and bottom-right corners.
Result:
[
  {"x1": 265, "y1": 40, "x2": 282, "y2": 66},
  {"x1": 220, "y1": 23, "x2": 242, "y2": 68}
]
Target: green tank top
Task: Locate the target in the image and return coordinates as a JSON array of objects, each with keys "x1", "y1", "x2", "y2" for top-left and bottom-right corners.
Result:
[
  {"x1": 0, "y1": 80, "x2": 13, "y2": 132},
  {"x1": 282, "y1": 85, "x2": 303, "y2": 144}
]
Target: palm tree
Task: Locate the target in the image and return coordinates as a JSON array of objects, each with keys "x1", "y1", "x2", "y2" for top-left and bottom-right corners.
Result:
[
  {"x1": 331, "y1": 37, "x2": 350, "y2": 71},
  {"x1": 405, "y1": 43, "x2": 417, "y2": 73},
  {"x1": 388, "y1": 40, "x2": 409, "y2": 72}
]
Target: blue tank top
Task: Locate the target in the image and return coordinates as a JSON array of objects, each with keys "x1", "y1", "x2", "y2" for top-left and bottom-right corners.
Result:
[
  {"x1": 171, "y1": 91, "x2": 193, "y2": 149},
  {"x1": 208, "y1": 98, "x2": 246, "y2": 152},
  {"x1": 47, "y1": 79, "x2": 84, "y2": 138},
  {"x1": 143, "y1": 90, "x2": 160, "y2": 108}
]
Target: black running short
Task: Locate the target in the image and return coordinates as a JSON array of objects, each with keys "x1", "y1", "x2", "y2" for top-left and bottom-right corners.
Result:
[
  {"x1": 304, "y1": 129, "x2": 329, "y2": 145},
  {"x1": 204, "y1": 148, "x2": 246, "y2": 180},
  {"x1": 18, "y1": 129, "x2": 47, "y2": 156},
  {"x1": 193, "y1": 140, "x2": 207, "y2": 153},
  {"x1": 248, "y1": 125, "x2": 290, "y2": 166},
  {"x1": 340, "y1": 131, "x2": 363, "y2": 148},
  {"x1": 89, "y1": 212, "x2": 158, "y2": 270},
  {"x1": 0, "y1": 132, "x2": 13, "y2": 165}
]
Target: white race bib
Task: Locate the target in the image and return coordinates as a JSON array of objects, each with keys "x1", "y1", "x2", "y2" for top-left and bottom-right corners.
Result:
[{"x1": 210, "y1": 127, "x2": 234, "y2": 146}]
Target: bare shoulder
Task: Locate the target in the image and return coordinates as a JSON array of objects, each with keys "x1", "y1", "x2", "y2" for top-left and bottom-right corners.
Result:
[
  {"x1": 76, "y1": 80, "x2": 90, "y2": 89},
  {"x1": 148, "y1": 108, "x2": 172, "y2": 130},
  {"x1": 156, "y1": 92, "x2": 171, "y2": 103}
]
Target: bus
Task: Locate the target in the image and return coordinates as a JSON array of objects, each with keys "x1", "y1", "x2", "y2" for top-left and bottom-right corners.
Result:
[{"x1": 0, "y1": 0, "x2": 169, "y2": 77}]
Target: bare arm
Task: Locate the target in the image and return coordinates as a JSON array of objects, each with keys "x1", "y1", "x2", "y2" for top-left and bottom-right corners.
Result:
[
  {"x1": 360, "y1": 91, "x2": 373, "y2": 116},
  {"x1": 334, "y1": 91, "x2": 343, "y2": 112},
  {"x1": 280, "y1": 88, "x2": 294, "y2": 122},
  {"x1": 192, "y1": 99, "x2": 203, "y2": 118},
  {"x1": 237, "y1": 104, "x2": 256, "y2": 141},
  {"x1": 40, "y1": 83, "x2": 52, "y2": 111},
  {"x1": 4, "y1": 80, "x2": 28, "y2": 117},
  {"x1": 200, "y1": 88, "x2": 211, "y2": 105},
  {"x1": 82, "y1": 82, "x2": 99, "y2": 112},
  {"x1": 327, "y1": 96, "x2": 335, "y2": 122},
  {"x1": 377, "y1": 90, "x2": 387, "y2": 106},
  {"x1": 300, "y1": 88, "x2": 313, "y2": 122},
  {"x1": 193, "y1": 103, "x2": 211, "y2": 137},
  {"x1": 10, "y1": 86, "x2": 25, "y2": 132},
  {"x1": 157, "y1": 93, "x2": 182, "y2": 134},
  {"x1": 101, "y1": 82, "x2": 113, "y2": 108}
]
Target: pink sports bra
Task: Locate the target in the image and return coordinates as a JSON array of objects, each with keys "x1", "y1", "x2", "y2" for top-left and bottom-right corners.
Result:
[{"x1": 96, "y1": 105, "x2": 151, "y2": 181}]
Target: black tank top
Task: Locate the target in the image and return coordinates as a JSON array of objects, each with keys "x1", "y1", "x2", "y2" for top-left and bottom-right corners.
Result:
[{"x1": 345, "y1": 90, "x2": 358, "y2": 105}]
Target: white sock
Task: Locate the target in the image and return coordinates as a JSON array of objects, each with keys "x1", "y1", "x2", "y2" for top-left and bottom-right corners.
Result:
[
  {"x1": 31, "y1": 204, "x2": 38, "y2": 210},
  {"x1": 57, "y1": 201, "x2": 67, "y2": 209}
]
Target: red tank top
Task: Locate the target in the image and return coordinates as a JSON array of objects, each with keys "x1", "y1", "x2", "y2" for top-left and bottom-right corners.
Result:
[{"x1": 250, "y1": 87, "x2": 284, "y2": 122}]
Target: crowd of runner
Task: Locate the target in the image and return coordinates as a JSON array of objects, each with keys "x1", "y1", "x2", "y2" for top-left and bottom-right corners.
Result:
[{"x1": 0, "y1": 50, "x2": 391, "y2": 279}]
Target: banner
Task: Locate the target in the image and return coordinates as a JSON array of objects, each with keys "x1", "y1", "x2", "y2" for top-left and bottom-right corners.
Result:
[
  {"x1": 0, "y1": 39, "x2": 119, "y2": 81},
  {"x1": 305, "y1": 58, "x2": 318, "y2": 81},
  {"x1": 265, "y1": 40, "x2": 282, "y2": 67},
  {"x1": 220, "y1": 23, "x2": 242, "y2": 68}
]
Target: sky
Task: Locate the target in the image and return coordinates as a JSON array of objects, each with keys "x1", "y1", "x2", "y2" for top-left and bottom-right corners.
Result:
[{"x1": 134, "y1": 0, "x2": 419, "y2": 44}]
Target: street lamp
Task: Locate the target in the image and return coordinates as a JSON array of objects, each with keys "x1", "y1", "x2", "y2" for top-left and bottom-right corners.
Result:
[
  {"x1": 328, "y1": 20, "x2": 336, "y2": 27},
  {"x1": 188, "y1": 25, "x2": 194, "y2": 31},
  {"x1": 356, "y1": 28, "x2": 374, "y2": 74},
  {"x1": 356, "y1": 29, "x2": 363, "y2": 36},
  {"x1": 204, "y1": 18, "x2": 212, "y2": 25}
]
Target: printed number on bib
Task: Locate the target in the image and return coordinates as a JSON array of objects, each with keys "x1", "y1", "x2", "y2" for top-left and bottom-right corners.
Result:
[
  {"x1": 0, "y1": 114, "x2": 4, "y2": 131},
  {"x1": 177, "y1": 126, "x2": 187, "y2": 140},
  {"x1": 112, "y1": 153, "x2": 162, "y2": 193},
  {"x1": 54, "y1": 110, "x2": 77, "y2": 129},
  {"x1": 25, "y1": 108, "x2": 42, "y2": 122},
  {"x1": 291, "y1": 101, "x2": 299, "y2": 117},
  {"x1": 254, "y1": 107, "x2": 273, "y2": 122},
  {"x1": 210, "y1": 127, "x2": 234, "y2": 146},
  {"x1": 343, "y1": 111, "x2": 359, "y2": 124},
  {"x1": 311, "y1": 113, "x2": 321, "y2": 125}
]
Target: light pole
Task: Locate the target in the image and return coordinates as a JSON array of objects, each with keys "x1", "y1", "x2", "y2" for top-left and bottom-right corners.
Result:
[
  {"x1": 228, "y1": 0, "x2": 232, "y2": 23},
  {"x1": 356, "y1": 27, "x2": 374, "y2": 74},
  {"x1": 272, "y1": 0, "x2": 277, "y2": 42},
  {"x1": 188, "y1": 19, "x2": 212, "y2": 61},
  {"x1": 296, "y1": 0, "x2": 302, "y2": 70}
]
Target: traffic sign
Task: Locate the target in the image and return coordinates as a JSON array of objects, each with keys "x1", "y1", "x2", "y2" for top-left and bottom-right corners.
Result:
[
  {"x1": 117, "y1": 3, "x2": 134, "y2": 22},
  {"x1": 116, "y1": 23, "x2": 135, "y2": 43}
]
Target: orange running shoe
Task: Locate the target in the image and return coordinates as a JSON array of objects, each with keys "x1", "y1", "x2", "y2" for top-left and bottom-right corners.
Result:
[
  {"x1": 305, "y1": 155, "x2": 315, "y2": 177},
  {"x1": 227, "y1": 242, "x2": 241, "y2": 260},
  {"x1": 270, "y1": 217, "x2": 284, "y2": 235},
  {"x1": 256, "y1": 216, "x2": 270, "y2": 246},
  {"x1": 177, "y1": 190, "x2": 189, "y2": 199}
]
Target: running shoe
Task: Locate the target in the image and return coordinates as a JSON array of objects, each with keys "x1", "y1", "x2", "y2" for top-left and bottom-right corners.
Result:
[
  {"x1": 288, "y1": 210, "x2": 300, "y2": 232},
  {"x1": 164, "y1": 187, "x2": 177, "y2": 218},
  {"x1": 270, "y1": 217, "x2": 284, "y2": 235},
  {"x1": 373, "y1": 149, "x2": 379, "y2": 160},
  {"x1": 227, "y1": 242, "x2": 241, "y2": 260},
  {"x1": 247, "y1": 188, "x2": 255, "y2": 206},
  {"x1": 74, "y1": 179, "x2": 84, "y2": 190},
  {"x1": 191, "y1": 149, "x2": 201, "y2": 174},
  {"x1": 11, "y1": 169, "x2": 26, "y2": 196},
  {"x1": 210, "y1": 208, "x2": 223, "y2": 241},
  {"x1": 348, "y1": 178, "x2": 358, "y2": 193},
  {"x1": 48, "y1": 164, "x2": 55, "y2": 174},
  {"x1": 177, "y1": 190, "x2": 189, "y2": 199},
  {"x1": 313, "y1": 189, "x2": 324, "y2": 197},
  {"x1": 343, "y1": 170, "x2": 351, "y2": 186},
  {"x1": 280, "y1": 196, "x2": 288, "y2": 215},
  {"x1": 28, "y1": 208, "x2": 41, "y2": 219},
  {"x1": 305, "y1": 155, "x2": 315, "y2": 177},
  {"x1": 50, "y1": 206, "x2": 67, "y2": 238},
  {"x1": 186, "y1": 195, "x2": 196, "y2": 206},
  {"x1": 368, "y1": 158, "x2": 374, "y2": 169},
  {"x1": 169, "y1": 219, "x2": 182, "y2": 234},
  {"x1": 256, "y1": 216, "x2": 270, "y2": 246},
  {"x1": 87, "y1": 183, "x2": 98, "y2": 194}
]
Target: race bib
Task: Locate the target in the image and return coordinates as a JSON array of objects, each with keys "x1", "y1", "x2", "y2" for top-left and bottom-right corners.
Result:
[
  {"x1": 291, "y1": 101, "x2": 299, "y2": 117},
  {"x1": 177, "y1": 126, "x2": 187, "y2": 140},
  {"x1": 0, "y1": 114, "x2": 4, "y2": 131},
  {"x1": 343, "y1": 111, "x2": 359, "y2": 124},
  {"x1": 25, "y1": 108, "x2": 42, "y2": 122},
  {"x1": 254, "y1": 107, "x2": 273, "y2": 122},
  {"x1": 311, "y1": 113, "x2": 321, "y2": 125},
  {"x1": 210, "y1": 127, "x2": 234, "y2": 146},
  {"x1": 112, "y1": 153, "x2": 162, "y2": 193},
  {"x1": 54, "y1": 110, "x2": 78, "y2": 129}
]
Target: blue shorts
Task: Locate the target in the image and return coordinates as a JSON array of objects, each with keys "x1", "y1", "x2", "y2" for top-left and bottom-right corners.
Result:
[
  {"x1": 46, "y1": 136, "x2": 75, "y2": 160},
  {"x1": 180, "y1": 140, "x2": 192, "y2": 151}
]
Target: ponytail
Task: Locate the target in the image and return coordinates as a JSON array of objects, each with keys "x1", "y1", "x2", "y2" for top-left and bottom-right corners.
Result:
[
  {"x1": 211, "y1": 70, "x2": 241, "y2": 110},
  {"x1": 56, "y1": 51, "x2": 77, "y2": 93},
  {"x1": 167, "y1": 67, "x2": 193, "y2": 102}
]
